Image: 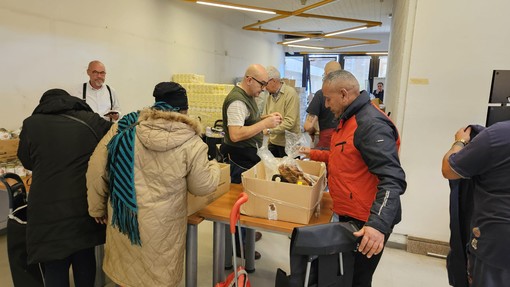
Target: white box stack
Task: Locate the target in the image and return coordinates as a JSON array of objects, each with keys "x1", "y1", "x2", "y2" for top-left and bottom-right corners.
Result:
[{"x1": 173, "y1": 73, "x2": 234, "y2": 129}]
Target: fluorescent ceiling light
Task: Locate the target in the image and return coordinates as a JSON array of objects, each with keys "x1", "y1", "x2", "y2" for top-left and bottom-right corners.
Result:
[
  {"x1": 196, "y1": 1, "x2": 276, "y2": 15},
  {"x1": 282, "y1": 38, "x2": 310, "y2": 45},
  {"x1": 325, "y1": 26, "x2": 368, "y2": 37},
  {"x1": 288, "y1": 44, "x2": 324, "y2": 50}
]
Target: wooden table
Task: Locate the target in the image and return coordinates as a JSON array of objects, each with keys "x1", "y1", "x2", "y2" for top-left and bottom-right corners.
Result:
[{"x1": 198, "y1": 184, "x2": 333, "y2": 286}]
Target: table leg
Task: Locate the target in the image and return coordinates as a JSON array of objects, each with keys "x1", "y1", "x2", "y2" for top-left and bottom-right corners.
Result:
[
  {"x1": 186, "y1": 223, "x2": 198, "y2": 287},
  {"x1": 224, "y1": 225, "x2": 233, "y2": 268},
  {"x1": 213, "y1": 222, "x2": 225, "y2": 286},
  {"x1": 94, "y1": 245, "x2": 105, "y2": 287},
  {"x1": 245, "y1": 228, "x2": 255, "y2": 272}
]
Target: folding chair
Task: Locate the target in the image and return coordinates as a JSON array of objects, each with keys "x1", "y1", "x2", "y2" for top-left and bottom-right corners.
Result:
[{"x1": 275, "y1": 222, "x2": 359, "y2": 287}]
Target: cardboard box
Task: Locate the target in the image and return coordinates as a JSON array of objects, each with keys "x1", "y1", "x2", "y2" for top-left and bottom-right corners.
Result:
[
  {"x1": 240, "y1": 160, "x2": 326, "y2": 224},
  {"x1": 187, "y1": 163, "x2": 230, "y2": 215},
  {"x1": 0, "y1": 139, "x2": 19, "y2": 163}
]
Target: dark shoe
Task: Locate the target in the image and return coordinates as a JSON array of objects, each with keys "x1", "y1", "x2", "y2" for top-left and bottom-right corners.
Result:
[{"x1": 255, "y1": 231, "x2": 262, "y2": 242}]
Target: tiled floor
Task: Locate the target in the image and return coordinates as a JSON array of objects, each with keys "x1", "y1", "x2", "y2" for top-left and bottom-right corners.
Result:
[{"x1": 0, "y1": 221, "x2": 450, "y2": 287}]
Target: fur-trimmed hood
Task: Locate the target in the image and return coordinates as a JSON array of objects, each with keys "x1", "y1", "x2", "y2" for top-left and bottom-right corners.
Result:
[{"x1": 135, "y1": 108, "x2": 203, "y2": 152}]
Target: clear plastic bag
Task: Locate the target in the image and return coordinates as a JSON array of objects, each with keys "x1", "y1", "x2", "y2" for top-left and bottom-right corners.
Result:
[
  {"x1": 257, "y1": 131, "x2": 317, "y2": 184},
  {"x1": 284, "y1": 131, "x2": 311, "y2": 159},
  {"x1": 257, "y1": 144, "x2": 280, "y2": 181}
]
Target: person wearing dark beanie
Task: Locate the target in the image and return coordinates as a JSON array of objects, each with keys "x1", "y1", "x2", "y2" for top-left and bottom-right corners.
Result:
[
  {"x1": 153, "y1": 82, "x2": 189, "y2": 111},
  {"x1": 87, "y1": 81, "x2": 220, "y2": 287}
]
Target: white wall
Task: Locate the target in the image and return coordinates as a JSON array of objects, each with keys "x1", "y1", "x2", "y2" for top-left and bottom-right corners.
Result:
[
  {"x1": 392, "y1": 0, "x2": 510, "y2": 242},
  {"x1": 0, "y1": 0, "x2": 283, "y2": 130}
]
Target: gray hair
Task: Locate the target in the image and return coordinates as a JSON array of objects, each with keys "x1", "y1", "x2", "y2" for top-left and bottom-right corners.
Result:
[
  {"x1": 266, "y1": 66, "x2": 281, "y2": 80},
  {"x1": 324, "y1": 70, "x2": 359, "y2": 91}
]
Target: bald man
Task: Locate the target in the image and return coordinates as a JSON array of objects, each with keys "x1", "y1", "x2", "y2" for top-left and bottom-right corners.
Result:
[
  {"x1": 221, "y1": 64, "x2": 282, "y2": 183},
  {"x1": 74, "y1": 60, "x2": 121, "y2": 121},
  {"x1": 301, "y1": 70, "x2": 406, "y2": 286},
  {"x1": 304, "y1": 60, "x2": 342, "y2": 149},
  {"x1": 220, "y1": 64, "x2": 282, "y2": 263}
]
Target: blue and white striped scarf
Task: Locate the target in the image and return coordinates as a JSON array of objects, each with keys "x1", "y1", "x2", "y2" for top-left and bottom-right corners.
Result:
[{"x1": 107, "y1": 102, "x2": 178, "y2": 245}]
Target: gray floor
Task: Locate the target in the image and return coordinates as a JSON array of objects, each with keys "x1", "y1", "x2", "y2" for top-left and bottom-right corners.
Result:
[{"x1": 0, "y1": 221, "x2": 450, "y2": 287}]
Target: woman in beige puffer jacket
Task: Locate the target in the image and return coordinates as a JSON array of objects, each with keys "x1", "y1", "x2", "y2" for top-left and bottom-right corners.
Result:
[{"x1": 87, "y1": 106, "x2": 220, "y2": 287}]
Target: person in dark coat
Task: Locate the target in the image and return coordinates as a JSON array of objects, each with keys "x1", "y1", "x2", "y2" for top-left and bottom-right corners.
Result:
[{"x1": 17, "y1": 88, "x2": 112, "y2": 287}]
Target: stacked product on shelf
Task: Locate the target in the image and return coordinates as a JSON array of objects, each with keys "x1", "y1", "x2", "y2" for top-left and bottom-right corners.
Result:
[
  {"x1": 173, "y1": 73, "x2": 234, "y2": 130},
  {"x1": 0, "y1": 128, "x2": 27, "y2": 177}
]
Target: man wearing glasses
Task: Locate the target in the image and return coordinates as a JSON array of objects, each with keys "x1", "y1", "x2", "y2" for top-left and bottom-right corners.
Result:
[
  {"x1": 221, "y1": 64, "x2": 282, "y2": 184},
  {"x1": 220, "y1": 64, "x2": 282, "y2": 262},
  {"x1": 262, "y1": 66, "x2": 300, "y2": 157},
  {"x1": 74, "y1": 60, "x2": 121, "y2": 121}
]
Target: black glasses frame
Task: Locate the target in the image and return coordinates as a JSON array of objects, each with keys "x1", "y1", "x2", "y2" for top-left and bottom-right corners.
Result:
[{"x1": 247, "y1": 76, "x2": 268, "y2": 88}]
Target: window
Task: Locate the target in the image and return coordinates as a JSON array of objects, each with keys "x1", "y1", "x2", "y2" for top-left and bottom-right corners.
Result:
[
  {"x1": 284, "y1": 53, "x2": 387, "y2": 93},
  {"x1": 284, "y1": 56, "x2": 304, "y2": 88},
  {"x1": 342, "y1": 55, "x2": 371, "y2": 91},
  {"x1": 308, "y1": 56, "x2": 338, "y2": 93},
  {"x1": 378, "y1": 56, "x2": 388, "y2": 77}
]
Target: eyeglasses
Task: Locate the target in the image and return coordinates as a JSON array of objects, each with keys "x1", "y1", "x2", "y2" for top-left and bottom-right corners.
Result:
[
  {"x1": 91, "y1": 70, "x2": 106, "y2": 76},
  {"x1": 247, "y1": 76, "x2": 267, "y2": 88}
]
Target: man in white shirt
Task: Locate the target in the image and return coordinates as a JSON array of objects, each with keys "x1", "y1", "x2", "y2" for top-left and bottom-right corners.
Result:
[{"x1": 75, "y1": 60, "x2": 121, "y2": 121}]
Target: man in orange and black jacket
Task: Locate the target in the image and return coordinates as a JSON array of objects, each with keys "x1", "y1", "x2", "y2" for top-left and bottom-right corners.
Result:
[{"x1": 301, "y1": 70, "x2": 406, "y2": 287}]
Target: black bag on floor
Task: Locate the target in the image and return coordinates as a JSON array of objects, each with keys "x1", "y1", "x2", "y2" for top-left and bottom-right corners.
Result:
[{"x1": 1, "y1": 173, "x2": 44, "y2": 287}]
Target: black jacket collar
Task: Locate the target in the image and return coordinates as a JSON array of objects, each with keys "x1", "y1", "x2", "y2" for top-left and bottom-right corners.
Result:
[{"x1": 340, "y1": 90, "x2": 370, "y2": 121}]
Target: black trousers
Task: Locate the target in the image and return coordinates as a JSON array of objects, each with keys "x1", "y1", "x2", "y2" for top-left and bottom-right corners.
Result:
[
  {"x1": 220, "y1": 144, "x2": 259, "y2": 184},
  {"x1": 43, "y1": 247, "x2": 96, "y2": 287},
  {"x1": 268, "y1": 143, "x2": 287, "y2": 158},
  {"x1": 334, "y1": 214, "x2": 389, "y2": 287}
]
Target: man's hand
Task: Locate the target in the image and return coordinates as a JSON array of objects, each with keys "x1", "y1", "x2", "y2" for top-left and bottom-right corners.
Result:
[
  {"x1": 263, "y1": 114, "x2": 282, "y2": 128},
  {"x1": 106, "y1": 112, "x2": 119, "y2": 121},
  {"x1": 304, "y1": 114, "x2": 318, "y2": 135},
  {"x1": 353, "y1": 226, "x2": 385, "y2": 258},
  {"x1": 298, "y1": 146, "x2": 311, "y2": 159},
  {"x1": 454, "y1": 126, "x2": 471, "y2": 143},
  {"x1": 94, "y1": 215, "x2": 108, "y2": 225}
]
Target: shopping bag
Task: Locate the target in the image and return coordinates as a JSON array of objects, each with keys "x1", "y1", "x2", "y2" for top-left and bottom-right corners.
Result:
[{"x1": 214, "y1": 266, "x2": 250, "y2": 287}]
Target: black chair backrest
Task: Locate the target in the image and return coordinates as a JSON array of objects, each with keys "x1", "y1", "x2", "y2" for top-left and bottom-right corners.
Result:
[
  {"x1": 0, "y1": 173, "x2": 27, "y2": 211},
  {"x1": 291, "y1": 221, "x2": 358, "y2": 255},
  {"x1": 277, "y1": 222, "x2": 359, "y2": 287}
]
